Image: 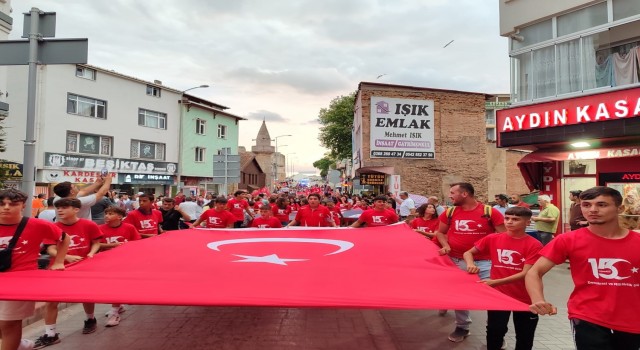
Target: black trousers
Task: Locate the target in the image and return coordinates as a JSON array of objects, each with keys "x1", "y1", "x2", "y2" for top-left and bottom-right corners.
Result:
[
  {"x1": 572, "y1": 318, "x2": 640, "y2": 350},
  {"x1": 487, "y1": 310, "x2": 538, "y2": 350}
]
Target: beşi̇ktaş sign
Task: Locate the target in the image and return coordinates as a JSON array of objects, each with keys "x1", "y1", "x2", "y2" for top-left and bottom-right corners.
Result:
[
  {"x1": 369, "y1": 96, "x2": 435, "y2": 159},
  {"x1": 497, "y1": 88, "x2": 640, "y2": 133}
]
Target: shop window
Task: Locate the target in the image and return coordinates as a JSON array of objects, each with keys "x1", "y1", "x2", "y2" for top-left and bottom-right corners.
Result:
[{"x1": 563, "y1": 159, "x2": 596, "y2": 175}]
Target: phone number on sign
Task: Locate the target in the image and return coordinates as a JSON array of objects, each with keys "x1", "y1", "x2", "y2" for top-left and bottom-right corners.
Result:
[{"x1": 370, "y1": 151, "x2": 435, "y2": 158}]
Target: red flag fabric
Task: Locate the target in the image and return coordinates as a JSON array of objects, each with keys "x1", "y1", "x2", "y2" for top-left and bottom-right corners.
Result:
[{"x1": 0, "y1": 224, "x2": 528, "y2": 311}]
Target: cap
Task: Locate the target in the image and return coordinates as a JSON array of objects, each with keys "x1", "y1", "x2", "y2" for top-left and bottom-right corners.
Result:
[{"x1": 137, "y1": 191, "x2": 144, "y2": 196}]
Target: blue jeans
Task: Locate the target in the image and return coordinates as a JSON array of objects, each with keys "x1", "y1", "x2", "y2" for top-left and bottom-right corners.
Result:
[{"x1": 450, "y1": 257, "x2": 491, "y2": 330}]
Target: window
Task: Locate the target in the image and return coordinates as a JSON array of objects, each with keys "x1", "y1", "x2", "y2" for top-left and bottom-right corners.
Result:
[
  {"x1": 195, "y1": 147, "x2": 206, "y2": 162},
  {"x1": 146, "y1": 85, "x2": 161, "y2": 97},
  {"x1": 557, "y1": 2, "x2": 607, "y2": 37},
  {"x1": 196, "y1": 119, "x2": 206, "y2": 135},
  {"x1": 131, "y1": 140, "x2": 165, "y2": 160},
  {"x1": 67, "y1": 132, "x2": 112, "y2": 156},
  {"x1": 75, "y1": 66, "x2": 96, "y2": 80},
  {"x1": 613, "y1": 0, "x2": 640, "y2": 21},
  {"x1": 138, "y1": 109, "x2": 167, "y2": 129},
  {"x1": 217, "y1": 124, "x2": 227, "y2": 139},
  {"x1": 67, "y1": 94, "x2": 106, "y2": 119},
  {"x1": 486, "y1": 128, "x2": 496, "y2": 141},
  {"x1": 512, "y1": 19, "x2": 553, "y2": 50}
]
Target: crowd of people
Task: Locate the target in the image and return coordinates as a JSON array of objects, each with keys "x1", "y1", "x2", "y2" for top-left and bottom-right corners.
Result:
[{"x1": 0, "y1": 177, "x2": 638, "y2": 350}]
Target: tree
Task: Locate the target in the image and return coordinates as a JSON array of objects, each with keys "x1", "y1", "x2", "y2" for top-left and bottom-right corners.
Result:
[
  {"x1": 312, "y1": 156, "x2": 334, "y2": 179},
  {"x1": 317, "y1": 92, "x2": 355, "y2": 161}
]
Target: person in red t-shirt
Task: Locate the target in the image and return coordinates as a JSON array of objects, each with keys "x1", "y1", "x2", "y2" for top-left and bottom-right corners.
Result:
[
  {"x1": 288, "y1": 193, "x2": 336, "y2": 227},
  {"x1": 227, "y1": 190, "x2": 255, "y2": 228},
  {"x1": 97, "y1": 206, "x2": 140, "y2": 328},
  {"x1": 0, "y1": 189, "x2": 69, "y2": 350},
  {"x1": 351, "y1": 195, "x2": 398, "y2": 228},
  {"x1": 435, "y1": 182, "x2": 505, "y2": 343},
  {"x1": 464, "y1": 206, "x2": 542, "y2": 350},
  {"x1": 510, "y1": 194, "x2": 530, "y2": 208},
  {"x1": 193, "y1": 197, "x2": 235, "y2": 229},
  {"x1": 123, "y1": 193, "x2": 164, "y2": 238},
  {"x1": 325, "y1": 198, "x2": 343, "y2": 227},
  {"x1": 272, "y1": 197, "x2": 292, "y2": 226},
  {"x1": 37, "y1": 197, "x2": 102, "y2": 347},
  {"x1": 526, "y1": 186, "x2": 640, "y2": 349},
  {"x1": 251, "y1": 205, "x2": 283, "y2": 228},
  {"x1": 411, "y1": 203, "x2": 440, "y2": 244}
]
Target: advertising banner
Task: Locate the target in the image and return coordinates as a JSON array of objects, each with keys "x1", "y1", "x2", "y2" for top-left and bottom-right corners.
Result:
[
  {"x1": 44, "y1": 152, "x2": 177, "y2": 175},
  {"x1": 370, "y1": 97, "x2": 435, "y2": 159}
]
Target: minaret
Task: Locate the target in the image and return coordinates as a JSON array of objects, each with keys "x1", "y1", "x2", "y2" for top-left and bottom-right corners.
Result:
[{"x1": 251, "y1": 120, "x2": 275, "y2": 153}]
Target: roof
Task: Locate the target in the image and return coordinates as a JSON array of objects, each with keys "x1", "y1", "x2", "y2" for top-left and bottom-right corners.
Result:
[
  {"x1": 358, "y1": 81, "x2": 492, "y2": 98},
  {"x1": 181, "y1": 96, "x2": 247, "y2": 121},
  {"x1": 240, "y1": 153, "x2": 265, "y2": 173},
  {"x1": 80, "y1": 64, "x2": 183, "y2": 94}
]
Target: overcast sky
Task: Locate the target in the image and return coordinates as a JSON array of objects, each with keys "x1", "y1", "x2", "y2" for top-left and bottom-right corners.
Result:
[{"x1": 9, "y1": 0, "x2": 510, "y2": 174}]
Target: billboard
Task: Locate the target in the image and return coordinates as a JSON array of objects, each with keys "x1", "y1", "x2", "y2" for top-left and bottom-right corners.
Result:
[{"x1": 370, "y1": 97, "x2": 435, "y2": 159}]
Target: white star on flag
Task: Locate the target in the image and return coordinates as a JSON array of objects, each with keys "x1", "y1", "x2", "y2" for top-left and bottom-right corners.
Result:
[
  {"x1": 22, "y1": 240, "x2": 28, "y2": 245},
  {"x1": 232, "y1": 254, "x2": 308, "y2": 266},
  {"x1": 632, "y1": 267, "x2": 639, "y2": 273}
]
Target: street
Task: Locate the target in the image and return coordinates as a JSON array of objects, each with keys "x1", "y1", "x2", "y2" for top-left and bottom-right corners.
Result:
[{"x1": 18, "y1": 264, "x2": 576, "y2": 350}]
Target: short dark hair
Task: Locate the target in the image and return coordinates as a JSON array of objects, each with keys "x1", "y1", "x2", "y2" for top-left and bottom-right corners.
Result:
[
  {"x1": 162, "y1": 197, "x2": 175, "y2": 203},
  {"x1": 259, "y1": 204, "x2": 271, "y2": 211},
  {"x1": 234, "y1": 190, "x2": 246, "y2": 196},
  {"x1": 495, "y1": 194, "x2": 509, "y2": 201},
  {"x1": 569, "y1": 190, "x2": 582, "y2": 196},
  {"x1": 138, "y1": 193, "x2": 154, "y2": 201},
  {"x1": 53, "y1": 181, "x2": 73, "y2": 198},
  {"x1": 580, "y1": 186, "x2": 623, "y2": 207},
  {"x1": 308, "y1": 193, "x2": 321, "y2": 200},
  {"x1": 104, "y1": 206, "x2": 126, "y2": 217},
  {"x1": 450, "y1": 182, "x2": 475, "y2": 197},
  {"x1": 0, "y1": 189, "x2": 28, "y2": 203},
  {"x1": 54, "y1": 197, "x2": 81, "y2": 209},
  {"x1": 37, "y1": 193, "x2": 46, "y2": 199},
  {"x1": 374, "y1": 195, "x2": 388, "y2": 202},
  {"x1": 46, "y1": 196, "x2": 55, "y2": 207},
  {"x1": 504, "y1": 206, "x2": 533, "y2": 218},
  {"x1": 214, "y1": 197, "x2": 228, "y2": 204}
]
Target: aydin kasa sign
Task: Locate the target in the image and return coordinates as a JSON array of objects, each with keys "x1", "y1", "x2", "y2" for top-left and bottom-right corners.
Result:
[
  {"x1": 497, "y1": 88, "x2": 640, "y2": 133},
  {"x1": 370, "y1": 97, "x2": 435, "y2": 159},
  {"x1": 43, "y1": 153, "x2": 177, "y2": 184}
]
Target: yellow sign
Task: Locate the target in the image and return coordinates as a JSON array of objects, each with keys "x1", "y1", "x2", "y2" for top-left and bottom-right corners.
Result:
[{"x1": 360, "y1": 174, "x2": 386, "y2": 185}]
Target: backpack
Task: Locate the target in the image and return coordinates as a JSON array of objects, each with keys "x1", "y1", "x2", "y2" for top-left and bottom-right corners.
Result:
[{"x1": 446, "y1": 204, "x2": 493, "y2": 226}]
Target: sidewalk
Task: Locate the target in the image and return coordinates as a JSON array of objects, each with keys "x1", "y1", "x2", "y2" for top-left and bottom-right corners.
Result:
[{"x1": 16, "y1": 264, "x2": 575, "y2": 350}]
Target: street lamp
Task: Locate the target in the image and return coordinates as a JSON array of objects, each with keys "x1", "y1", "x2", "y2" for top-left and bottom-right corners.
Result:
[
  {"x1": 177, "y1": 84, "x2": 210, "y2": 194},
  {"x1": 285, "y1": 152, "x2": 296, "y2": 178},
  {"x1": 272, "y1": 134, "x2": 291, "y2": 190}
]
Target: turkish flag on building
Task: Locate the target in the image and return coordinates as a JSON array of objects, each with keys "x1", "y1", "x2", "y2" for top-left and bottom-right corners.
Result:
[{"x1": 0, "y1": 225, "x2": 528, "y2": 311}]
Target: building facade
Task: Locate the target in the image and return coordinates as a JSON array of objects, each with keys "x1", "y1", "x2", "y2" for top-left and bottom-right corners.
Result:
[
  {"x1": 0, "y1": 0, "x2": 11, "y2": 147},
  {"x1": 178, "y1": 94, "x2": 245, "y2": 196},
  {"x1": 497, "y1": 0, "x2": 640, "y2": 232},
  {"x1": 6, "y1": 64, "x2": 181, "y2": 195}
]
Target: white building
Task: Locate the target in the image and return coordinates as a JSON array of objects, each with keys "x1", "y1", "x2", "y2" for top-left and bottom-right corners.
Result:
[
  {"x1": 0, "y1": 0, "x2": 11, "y2": 121},
  {"x1": 6, "y1": 64, "x2": 182, "y2": 195}
]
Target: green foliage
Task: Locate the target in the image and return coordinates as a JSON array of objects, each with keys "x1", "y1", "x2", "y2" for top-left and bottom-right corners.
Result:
[
  {"x1": 312, "y1": 156, "x2": 335, "y2": 178},
  {"x1": 317, "y1": 92, "x2": 355, "y2": 161}
]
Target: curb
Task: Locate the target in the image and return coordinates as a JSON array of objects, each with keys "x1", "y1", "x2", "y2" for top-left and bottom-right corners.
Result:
[{"x1": 23, "y1": 302, "x2": 74, "y2": 328}]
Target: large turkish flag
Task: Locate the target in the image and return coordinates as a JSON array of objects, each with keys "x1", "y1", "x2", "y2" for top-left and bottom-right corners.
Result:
[{"x1": 0, "y1": 224, "x2": 528, "y2": 311}]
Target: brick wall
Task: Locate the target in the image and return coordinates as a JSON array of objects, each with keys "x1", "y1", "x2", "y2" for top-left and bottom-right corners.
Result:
[{"x1": 505, "y1": 150, "x2": 531, "y2": 196}]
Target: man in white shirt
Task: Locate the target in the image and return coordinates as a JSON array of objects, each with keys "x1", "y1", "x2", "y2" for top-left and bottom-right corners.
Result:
[
  {"x1": 52, "y1": 175, "x2": 112, "y2": 220},
  {"x1": 177, "y1": 196, "x2": 201, "y2": 227},
  {"x1": 393, "y1": 191, "x2": 416, "y2": 220}
]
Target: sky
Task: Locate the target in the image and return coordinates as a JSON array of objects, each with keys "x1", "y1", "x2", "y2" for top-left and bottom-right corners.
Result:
[{"x1": 8, "y1": 0, "x2": 510, "y2": 174}]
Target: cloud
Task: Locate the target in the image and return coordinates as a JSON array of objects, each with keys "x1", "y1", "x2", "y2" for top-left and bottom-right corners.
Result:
[{"x1": 245, "y1": 110, "x2": 288, "y2": 122}]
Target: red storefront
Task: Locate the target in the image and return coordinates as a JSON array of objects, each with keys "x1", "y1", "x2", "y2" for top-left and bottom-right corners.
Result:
[{"x1": 497, "y1": 87, "x2": 640, "y2": 233}]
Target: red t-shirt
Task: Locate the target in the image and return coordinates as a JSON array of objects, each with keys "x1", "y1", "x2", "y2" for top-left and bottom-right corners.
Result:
[
  {"x1": 474, "y1": 233, "x2": 542, "y2": 304},
  {"x1": 540, "y1": 228, "x2": 640, "y2": 333},
  {"x1": 198, "y1": 209, "x2": 236, "y2": 228},
  {"x1": 411, "y1": 217, "x2": 440, "y2": 243},
  {"x1": 250, "y1": 217, "x2": 283, "y2": 228},
  {"x1": 294, "y1": 206, "x2": 334, "y2": 227},
  {"x1": 99, "y1": 223, "x2": 141, "y2": 244},
  {"x1": 123, "y1": 209, "x2": 163, "y2": 236},
  {"x1": 0, "y1": 218, "x2": 63, "y2": 272},
  {"x1": 227, "y1": 198, "x2": 249, "y2": 221},
  {"x1": 272, "y1": 206, "x2": 292, "y2": 223},
  {"x1": 52, "y1": 219, "x2": 102, "y2": 260},
  {"x1": 439, "y1": 203, "x2": 504, "y2": 260},
  {"x1": 515, "y1": 201, "x2": 530, "y2": 208},
  {"x1": 358, "y1": 209, "x2": 399, "y2": 227}
]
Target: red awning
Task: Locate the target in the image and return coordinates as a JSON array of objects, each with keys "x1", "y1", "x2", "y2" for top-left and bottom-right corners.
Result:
[
  {"x1": 355, "y1": 166, "x2": 395, "y2": 175},
  {"x1": 518, "y1": 145, "x2": 640, "y2": 163}
]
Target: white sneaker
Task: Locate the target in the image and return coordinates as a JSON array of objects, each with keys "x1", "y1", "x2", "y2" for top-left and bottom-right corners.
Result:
[
  {"x1": 106, "y1": 313, "x2": 121, "y2": 327},
  {"x1": 105, "y1": 305, "x2": 126, "y2": 317},
  {"x1": 18, "y1": 339, "x2": 35, "y2": 350}
]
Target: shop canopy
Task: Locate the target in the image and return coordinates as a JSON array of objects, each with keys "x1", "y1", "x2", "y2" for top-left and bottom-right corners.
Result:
[
  {"x1": 0, "y1": 225, "x2": 528, "y2": 311},
  {"x1": 517, "y1": 145, "x2": 640, "y2": 191}
]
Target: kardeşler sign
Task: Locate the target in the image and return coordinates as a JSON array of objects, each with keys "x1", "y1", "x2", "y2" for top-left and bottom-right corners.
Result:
[
  {"x1": 370, "y1": 97, "x2": 435, "y2": 159},
  {"x1": 44, "y1": 153, "x2": 177, "y2": 175},
  {"x1": 497, "y1": 87, "x2": 640, "y2": 133}
]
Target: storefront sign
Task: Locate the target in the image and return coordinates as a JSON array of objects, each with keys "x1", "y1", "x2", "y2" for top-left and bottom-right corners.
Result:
[
  {"x1": 0, "y1": 162, "x2": 23, "y2": 178},
  {"x1": 497, "y1": 88, "x2": 640, "y2": 133},
  {"x1": 42, "y1": 170, "x2": 117, "y2": 184},
  {"x1": 119, "y1": 173, "x2": 174, "y2": 185},
  {"x1": 485, "y1": 101, "x2": 510, "y2": 109},
  {"x1": 541, "y1": 161, "x2": 560, "y2": 200},
  {"x1": 599, "y1": 172, "x2": 640, "y2": 183},
  {"x1": 359, "y1": 174, "x2": 386, "y2": 185},
  {"x1": 388, "y1": 175, "x2": 401, "y2": 197},
  {"x1": 370, "y1": 97, "x2": 435, "y2": 159},
  {"x1": 519, "y1": 146, "x2": 640, "y2": 163},
  {"x1": 44, "y1": 153, "x2": 177, "y2": 174}
]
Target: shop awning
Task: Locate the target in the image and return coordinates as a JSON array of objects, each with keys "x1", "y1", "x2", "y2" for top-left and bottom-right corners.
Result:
[
  {"x1": 355, "y1": 166, "x2": 395, "y2": 175},
  {"x1": 516, "y1": 145, "x2": 640, "y2": 191}
]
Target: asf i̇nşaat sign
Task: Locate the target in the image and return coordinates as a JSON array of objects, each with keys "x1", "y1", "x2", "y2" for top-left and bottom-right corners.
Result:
[{"x1": 496, "y1": 88, "x2": 640, "y2": 133}]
